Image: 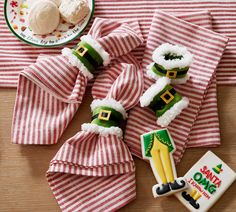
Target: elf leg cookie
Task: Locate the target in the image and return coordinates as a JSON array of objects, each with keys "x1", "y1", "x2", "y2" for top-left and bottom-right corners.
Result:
[
  {"x1": 11, "y1": 18, "x2": 143, "y2": 145},
  {"x1": 141, "y1": 129, "x2": 187, "y2": 197},
  {"x1": 140, "y1": 77, "x2": 189, "y2": 127},
  {"x1": 47, "y1": 55, "x2": 143, "y2": 211}
]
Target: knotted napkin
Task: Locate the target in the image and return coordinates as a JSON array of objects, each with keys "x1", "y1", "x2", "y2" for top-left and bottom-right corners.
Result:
[
  {"x1": 46, "y1": 54, "x2": 143, "y2": 212},
  {"x1": 11, "y1": 18, "x2": 143, "y2": 145},
  {"x1": 125, "y1": 10, "x2": 228, "y2": 163}
]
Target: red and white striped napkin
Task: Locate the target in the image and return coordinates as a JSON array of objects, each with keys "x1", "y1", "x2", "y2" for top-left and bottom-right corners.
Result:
[
  {"x1": 1, "y1": 0, "x2": 236, "y2": 87},
  {"x1": 47, "y1": 54, "x2": 143, "y2": 211},
  {"x1": 11, "y1": 18, "x2": 143, "y2": 145},
  {"x1": 124, "y1": 10, "x2": 228, "y2": 163}
]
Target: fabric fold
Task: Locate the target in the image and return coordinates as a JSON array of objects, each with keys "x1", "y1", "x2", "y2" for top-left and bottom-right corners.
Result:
[
  {"x1": 11, "y1": 18, "x2": 143, "y2": 145},
  {"x1": 47, "y1": 54, "x2": 143, "y2": 211},
  {"x1": 124, "y1": 10, "x2": 228, "y2": 163}
]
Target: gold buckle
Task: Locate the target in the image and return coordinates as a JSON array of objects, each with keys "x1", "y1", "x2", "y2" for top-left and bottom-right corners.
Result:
[
  {"x1": 98, "y1": 110, "x2": 111, "y2": 121},
  {"x1": 166, "y1": 70, "x2": 177, "y2": 79},
  {"x1": 75, "y1": 45, "x2": 88, "y2": 57},
  {"x1": 160, "y1": 90, "x2": 174, "y2": 104}
]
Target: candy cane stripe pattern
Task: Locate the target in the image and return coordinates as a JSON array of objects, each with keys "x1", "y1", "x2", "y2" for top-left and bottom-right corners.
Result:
[
  {"x1": 124, "y1": 10, "x2": 228, "y2": 163},
  {"x1": 11, "y1": 18, "x2": 143, "y2": 145},
  {"x1": 47, "y1": 54, "x2": 143, "y2": 211},
  {"x1": 1, "y1": 0, "x2": 236, "y2": 87}
]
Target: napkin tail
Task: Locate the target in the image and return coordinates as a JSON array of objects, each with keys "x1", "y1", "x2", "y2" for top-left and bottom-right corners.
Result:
[
  {"x1": 47, "y1": 171, "x2": 136, "y2": 212},
  {"x1": 11, "y1": 55, "x2": 87, "y2": 145},
  {"x1": 46, "y1": 130, "x2": 136, "y2": 211}
]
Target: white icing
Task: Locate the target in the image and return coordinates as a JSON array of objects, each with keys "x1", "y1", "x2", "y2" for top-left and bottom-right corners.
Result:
[
  {"x1": 157, "y1": 97, "x2": 189, "y2": 127},
  {"x1": 152, "y1": 43, "x2": 193, "y2": 70},
  {"x1": 175, "y1": 151, "x2": 236, "y2": 211},
  {"x1": 140, "y1": 77, "x2": 170, "y2": 107},
  {"x1": 28, "y1": 0, "x2": 60, "y2": 35},
  {"x1": 82, "y1": 123, "x2": 123, "y2": 137},
  {"x1": 62, "y1": 48, "x2": 94, "y2": 80},
  {"x1": 59, "y1": 0, "x2": 89, "y2": 25},
  {"x1": 81, "y1": 35, "x2": 111, "y2": 66}
]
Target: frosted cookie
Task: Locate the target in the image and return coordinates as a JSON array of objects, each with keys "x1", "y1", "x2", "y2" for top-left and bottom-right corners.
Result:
[
  {"x1": 141, "y1": 129, "x2": 188, "y2": 197},
  {"x1": 140, "y1": 77, "x2": 189, "y2": 127},
  {"x1": 28, "y1": 0, "x2": 60, "y2": 35},
  {"x1": 176, "y1": 151, "x2": 236, "y2": 211},
  {"x1": 59, "y1": 0, "x2": 89, "y2": 25},
  {"x1": 146, "y1": 43, "x2": 193, "y2": 84}
]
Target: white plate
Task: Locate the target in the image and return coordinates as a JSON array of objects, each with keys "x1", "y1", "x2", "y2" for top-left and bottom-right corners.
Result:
[{"x1": 4, "y1": 0, "x2": 94, "y2": 47}]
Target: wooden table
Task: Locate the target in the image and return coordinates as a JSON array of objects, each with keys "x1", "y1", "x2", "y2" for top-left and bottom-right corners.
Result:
[{"x1": 0, "y1": 86, "x2": 235, "y2": 212}]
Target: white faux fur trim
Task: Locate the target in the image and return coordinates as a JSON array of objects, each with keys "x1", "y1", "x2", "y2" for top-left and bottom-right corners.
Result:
[
  {"x1": 81, "y1": 35, "x2": 111, "y2": 66},
  {"x1": 152, "y1": 43, "x2": 193, "y2": 70},
  {"x1": 62, "y1": 48, "x2": 94, "y2": 80},
  {"x1": 82, "y1": 123, "x2": 123, "y2": 137},
  {"x1": 91, "y1": 98, "x2": 127, "y2": 119},
  {"x1": 146, "y1": 63, "x2": 190, "y2": 84},
  {"x1": 140, "y1": 77, "x2": 170, "y2": 107},
  {"x1": 157, "y1": 97, "x2": 189, "y2": 127}
]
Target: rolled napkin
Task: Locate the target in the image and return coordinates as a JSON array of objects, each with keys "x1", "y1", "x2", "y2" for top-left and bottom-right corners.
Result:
[
  {"x1": 124, "y1": 10, "x2": 228, "y2": 163},
  {"x1": 46, "y1": 54, "x2": 143, "y2": 211},
  {"x1": 11, "y1": 18, "x2": 143, "y2": 145}
]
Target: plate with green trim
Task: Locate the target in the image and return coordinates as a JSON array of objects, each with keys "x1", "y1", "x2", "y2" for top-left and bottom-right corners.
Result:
[{"x1": 4, "y1": 0, "x2": 94, "y2": 47}]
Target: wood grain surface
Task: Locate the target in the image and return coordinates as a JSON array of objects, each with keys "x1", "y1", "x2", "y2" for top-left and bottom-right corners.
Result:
[{"x1": 0, "y1": 86, "x2": 235, "y2": 212}]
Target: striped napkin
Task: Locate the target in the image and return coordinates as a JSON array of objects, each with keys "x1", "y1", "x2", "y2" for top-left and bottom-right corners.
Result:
[
  {"x1": 1, "y1": 0, "x2": 236, "y2": 87},
  {"x1": 47, "y1": 54, "x2": 143, "y2": 211},
  {"x1": 11, "y1": 18, "x2": 143, "y2": 145},
  {"x1": 124, "y1": 10, "x2": 228, "y2": 163}
]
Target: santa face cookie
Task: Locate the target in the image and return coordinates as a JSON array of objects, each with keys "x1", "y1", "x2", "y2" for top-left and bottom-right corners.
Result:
[
  {"x1": 176, "y1": 151, "x2": 236, "y2": 211},
  {"x1": 146, "y1": 43, "x2": 193, "y2": 84},
  {"x1": 141, "y1": 129, "x2": 188, "y2": 197}
]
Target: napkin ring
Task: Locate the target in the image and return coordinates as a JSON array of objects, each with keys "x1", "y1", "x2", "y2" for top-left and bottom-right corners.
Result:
[
  {"x1": 140, "y1": 77, "x2": 189, "y2": 127},
  {"x1": 146, "y1": 43, "x2": 193, "y2": 84}
]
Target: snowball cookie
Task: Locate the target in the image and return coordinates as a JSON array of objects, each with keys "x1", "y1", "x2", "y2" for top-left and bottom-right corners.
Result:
[
  {"x1": 28, "y1": 0, "x2": 61, "y2": 8},
  {"x1": 28, "y1": 0, "x2": 60, "y2": 35},
  {"x1": 59, "y1": 0, "x2": 90, "y2": 25}
]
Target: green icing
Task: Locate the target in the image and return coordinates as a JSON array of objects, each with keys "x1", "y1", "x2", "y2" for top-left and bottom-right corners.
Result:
[
  {"x1": 142, "y1": 129, "x2": 175, "y2": 158},
  {"x1": 148, "y1": 85, "x2": 182, "y2": 117},
  {"x1": 151, "y1": 63, "x2": 188, "y2": 79},
  {"x1": 78, "y1": 41, "x2": 103, "y2": 66},
  {"x1": 72, "y1": 49, "x2": 95, "y2": 73},
  {"x1": 91, "y1": 106, "x2": 123, "y2": 128}
]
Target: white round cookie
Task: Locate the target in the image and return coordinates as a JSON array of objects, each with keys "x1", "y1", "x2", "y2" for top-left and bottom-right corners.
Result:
[
  {"x1": 59, "y1": 0, "x2": 89, "y2": 25},
  {"x1": 28, "y1": 0, "x2": 62, "y2": 8},
  {"x1": 28, "y1": 0, "x2": 60, "y2": 35}
]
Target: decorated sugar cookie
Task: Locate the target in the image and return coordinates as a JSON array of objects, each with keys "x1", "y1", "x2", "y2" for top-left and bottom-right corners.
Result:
[
  {"x1": 141, "y1": 129, "x2": 188, "y2": 197},
  {"x1": 140, "y1": 77, "x2": 189, "y2": 127},
  {"x1": 146, "y1": 43, "x2": 193, "y2": 84},
  {"x1": 176, "y1": 151, "x2": 236, "y2": 211}
]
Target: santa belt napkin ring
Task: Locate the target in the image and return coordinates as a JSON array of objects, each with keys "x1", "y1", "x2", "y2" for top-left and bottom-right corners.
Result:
[
  {"x1": 72, "y1": 41, "x2": 104, "y2": 73},
  {"x1": 149, "y1": 87, "x2": 176, "y2": 112},
  {"x1": 152, "y1": 63, "x2": 188, "y2": 79},
  {"x1": 91, "y1": 106, "x2": 124, "y2": 128}
]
